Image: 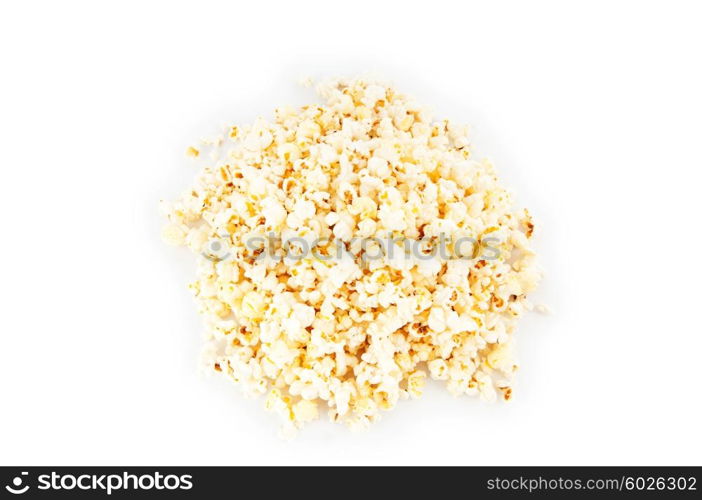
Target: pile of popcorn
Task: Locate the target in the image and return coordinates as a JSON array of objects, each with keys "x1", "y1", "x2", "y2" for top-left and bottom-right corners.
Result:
[{"x1": 161, "y1": 77, "x2": 541, "y2": 436}]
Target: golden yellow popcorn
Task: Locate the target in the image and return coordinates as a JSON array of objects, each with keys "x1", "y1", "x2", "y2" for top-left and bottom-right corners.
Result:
[
  {"x1": 292, "y1": 400, "x2": 319, "y2": 423},
  {"x1": 407, "y1": 370, "x2": 427, "y2": 399},
  {"x1": 240, "y1": 291, "x2": 266, "y2": 321},
  {"x1": 161, "y1": 223, "x2": 186, "y2": 246},
  {"x1": 161, "y1": 77, "x2": 541, "y2": 436}
]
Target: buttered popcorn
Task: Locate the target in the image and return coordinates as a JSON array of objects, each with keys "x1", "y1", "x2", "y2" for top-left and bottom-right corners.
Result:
[{"x1": 161, "y1": 77, "x2": 541, "y2": 436}]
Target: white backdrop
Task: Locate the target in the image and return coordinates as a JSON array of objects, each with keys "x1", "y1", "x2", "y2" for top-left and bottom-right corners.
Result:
[{"x1": 1, "y1": 1, "x2": 700, "y2": 465}]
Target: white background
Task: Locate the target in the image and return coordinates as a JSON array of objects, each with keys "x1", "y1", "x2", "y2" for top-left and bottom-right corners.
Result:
[{"x1": 1, "y1": 1, "x2": 700, "y2": 466}]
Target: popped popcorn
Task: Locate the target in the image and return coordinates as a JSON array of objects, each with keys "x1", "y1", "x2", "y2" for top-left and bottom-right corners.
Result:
[{"x1": 161, "y1": 77, "x2": 542, "y2": 435}]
